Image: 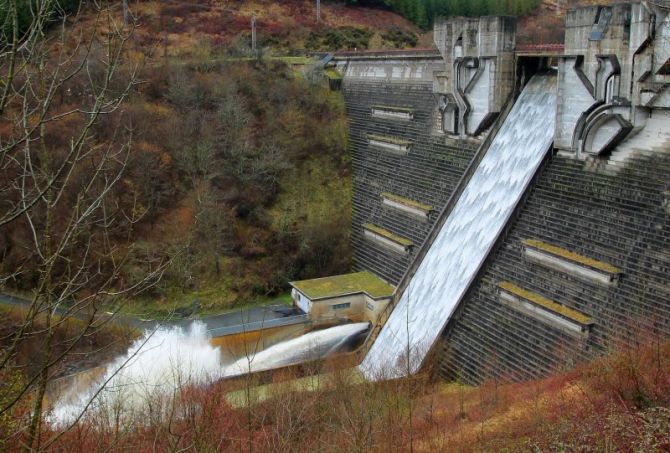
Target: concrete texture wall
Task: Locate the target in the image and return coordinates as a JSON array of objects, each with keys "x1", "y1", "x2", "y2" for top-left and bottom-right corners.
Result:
[
  {"x1": 302, "y1": 293, "x2": 390, "y2": 324},
  {"x1": 430, "y1": 3, "x2": 670, "y2": 383},
  {"x1": 340, "y1": 5, "x2": 669, "y2": 384},
  {"x1": 337, "y1": 52, "x2": 481, "y2": 285},
  {"x1": 433, "y1": 16, "x2": 516, "y2": 136},
  {"x1": 556, "y1": 2, "x2": 670, "y2": 157},
  {"x1": 436, "y1": 151, "x2": 670, "y2": 383},
  {"x1": 555, "y1": 57, "x2": 596, "y2": 150}
]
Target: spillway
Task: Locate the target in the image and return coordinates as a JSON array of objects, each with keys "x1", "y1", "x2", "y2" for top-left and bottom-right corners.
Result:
[{"x1": 359, "y1": 73, "x2": 558, "y2": 379}]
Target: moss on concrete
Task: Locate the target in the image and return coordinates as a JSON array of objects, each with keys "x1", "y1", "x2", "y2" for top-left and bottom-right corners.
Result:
[
  {"x1": 324, "y1": 68, "x2": 342, "y2": 80},
  {"x1": 291, "y1": 271, "x2": 394, "y2": 300},
  {"x1": 363, "y1": 223, "x2": 413, "y2": 247},
  {"x1": 367, "y1": 133, "x2": 411, "y2": 146},
  {"x1": 523, "y1": 239, "x2": 621, "y2": 274},
  {"x1": 499, "y1": 281, "x2": 593, "y2": 326},
  {"x1": 372, "y1": 105, "x2": 414, "y2": 113},
  {"x1": 381, "y1": 192, "x2": 433, "y2": 212}
]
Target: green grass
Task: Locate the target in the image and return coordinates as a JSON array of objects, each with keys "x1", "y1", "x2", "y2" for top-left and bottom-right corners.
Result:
[
  {"x1": 119, "y1": 282, "x2": 293, "y2": 320},
  {"x1": 164, "y1": 55, "x2": 316, "y2": 68},
  {"x1": 324, "y1": 68, "x2": 342, "y2": 80},
  {"x1": 274, "y1": 56, "x2": 314, "y2": 65},
  {"x1": 273, "y1": 293, "x2": 293, "y2": 305}
]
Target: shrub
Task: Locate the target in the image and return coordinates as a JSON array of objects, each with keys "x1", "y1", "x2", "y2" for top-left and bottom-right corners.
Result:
[
  {"x1": 381, "y1": 27, "x2": 417, "y2": 48},
  {"x1": 305, "y1": 26, "x2": 374, "y2": 51},
  {"x1": 0, "y1": 0, "x2": 82, "y2": 40}
]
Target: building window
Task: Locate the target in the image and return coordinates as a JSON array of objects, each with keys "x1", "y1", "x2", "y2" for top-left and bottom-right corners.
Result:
[{"x1": 331, "y1": 302, "x2": 351, "y2": 310}]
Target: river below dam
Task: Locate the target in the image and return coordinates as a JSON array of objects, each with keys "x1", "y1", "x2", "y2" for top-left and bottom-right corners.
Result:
[{"x1": 49, "y1": 321, "x2": 369, "y2": 426}]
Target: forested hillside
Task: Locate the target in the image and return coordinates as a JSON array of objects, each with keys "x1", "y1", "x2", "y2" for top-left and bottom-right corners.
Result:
[
  {"x1": 0, "y1": 0, "x2": 436, "y2": 318},
  {"x1": 0, "y1": 0, "x2": 625, "y2": 317},
  {"x1": 0, "y1": 0, "x2": 81, "y2": 36},
  {"x1": 0, "y1": 1, "x2": 364, "y2": 317},
  {"x1": 0, "y1": 58, "x2": 351, "y2": 315},
  {"x1": 347, "y1": 0, "x2": 542, "y2": 28}
]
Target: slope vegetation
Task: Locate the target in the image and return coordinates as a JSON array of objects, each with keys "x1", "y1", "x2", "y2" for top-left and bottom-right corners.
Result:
[{"x1": 22, "y1": 336, "x2": 670, "y2": 451}]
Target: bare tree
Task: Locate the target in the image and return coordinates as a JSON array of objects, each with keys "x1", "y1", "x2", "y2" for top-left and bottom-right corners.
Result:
[{"x1": 0, "y1": 0, "x2": 167, "y2": 448}]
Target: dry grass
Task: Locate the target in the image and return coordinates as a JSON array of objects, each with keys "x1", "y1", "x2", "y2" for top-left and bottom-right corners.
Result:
[
  {"x1": 22, "y1": 335, "x2": 670, "y2": 451},
  {"x1": 65, "y1": 0, "x2": 422, "y2": 59}
]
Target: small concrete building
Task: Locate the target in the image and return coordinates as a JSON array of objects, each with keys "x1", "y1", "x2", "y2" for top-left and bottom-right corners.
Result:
[{"x1": 290, "y1": 271, "x2": 395, "y2": 323}]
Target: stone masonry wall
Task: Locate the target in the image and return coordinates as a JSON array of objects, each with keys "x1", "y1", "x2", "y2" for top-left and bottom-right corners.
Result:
[
  {"x1": 340, "y1": 55, "x2": 481, "y2": 285},
  {"x1": 437, "y1": 151, "x2": 670, "y2": 383}
]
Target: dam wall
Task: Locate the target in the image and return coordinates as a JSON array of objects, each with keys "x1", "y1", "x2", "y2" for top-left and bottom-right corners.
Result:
[
  {"x1": 436, "y1": 147, "x2": 670, "y2": 383},
  {"x1": 360, "y1": 73, "x2": 558, "y2": 378},
  {"x1": 335, "y1": 2, "x2": 670, "y2": 384},
  {"x1": 556, "y1": 2, "x2": 670, "y2": 157},
  {"x1": 336, "y1": 17, "x2": 517, "y2": 286},
  {"x1": 435, "y1": 2, "x2": 670, "y2": 383},
  {"x1": 337, "y1": 51, "x2": 482, "y2": 285}
]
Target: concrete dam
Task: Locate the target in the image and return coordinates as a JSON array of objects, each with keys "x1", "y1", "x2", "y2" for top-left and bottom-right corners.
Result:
[
  {"x1": 315, "y1": 2, "x2": 670, "y2": 383},
  {"x1": 47, "y1": 4, "x2": 670, "y2": 416},
  {"x1": 360, "y1": 73, "x2": 558, "y2": 379}
]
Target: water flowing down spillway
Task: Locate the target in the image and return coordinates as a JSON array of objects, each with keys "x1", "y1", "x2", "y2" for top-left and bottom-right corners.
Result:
[
  {"x1": 50, "y1": 321, "x2": 369, "y2": 426},
  {"x1": 359, "y1": 74, "x2": 558, "y2": 380},
  {"x1": 223, "y1": 322, "x2": 370, "y2": 376}
]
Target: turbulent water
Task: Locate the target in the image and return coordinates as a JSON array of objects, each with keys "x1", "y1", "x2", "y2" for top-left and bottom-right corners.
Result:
[
  {"x1": 50, "y1": 322, "x2": 222, "y2": 426},
  {"x1": 50, "y1": 321, "x2": 369, "y2": 426},
  {"x1": 360, "y1": 74, "x2": 558, "y2": 380}
]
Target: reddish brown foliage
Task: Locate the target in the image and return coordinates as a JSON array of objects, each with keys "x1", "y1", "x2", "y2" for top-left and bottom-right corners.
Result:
[{"x1": 16, "y1": 336, "x2": 669, "y2": 452}]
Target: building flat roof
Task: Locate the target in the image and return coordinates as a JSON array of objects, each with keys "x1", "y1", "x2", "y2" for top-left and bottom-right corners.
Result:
[{"x1": 290, "y1": 271, "x2": 395, "y2": 300}]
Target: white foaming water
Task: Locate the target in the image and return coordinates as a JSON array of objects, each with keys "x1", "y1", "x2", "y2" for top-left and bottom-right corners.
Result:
[
  {"x1": 50, "y1": 321, "x2": 369, "y2": 426},
  {"x1": 224, "y1": 322, "x2": 369, "y2": 376},
  {"x1": 50, "y1": 322, "x2": 223, "y2": 426},
  {"x1": 360, "y1": 74, "x2": 558, "y2": 380}
]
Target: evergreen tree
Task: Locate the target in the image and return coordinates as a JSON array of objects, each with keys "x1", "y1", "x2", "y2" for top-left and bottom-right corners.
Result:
[{"x1": 344, "y1": 0, "x2": 541, "y2": 27}]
